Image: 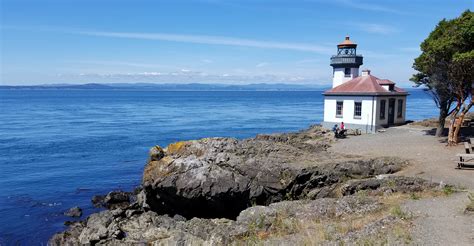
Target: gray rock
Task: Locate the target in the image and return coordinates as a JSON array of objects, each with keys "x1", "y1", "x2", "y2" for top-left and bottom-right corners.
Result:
[
  {"x1": 141, "y1": 127, "x2": 404, "y2": 219},
  {"x1": 103, "y1": 191, "x2": 131, "y2": 209},
  {"x1": 92, "y1": 191, "x2": 133, "y2": 209},
  {"x1": 51, "y1": 126, "x2": 420, "y2": 245},
  {"x1": 341, "y1": 176, "x2": 436, "y2": 196},
  {"x1": 91, "y1": 194, "x2": 105, "y2": 208},
  {"x1": 64, "y1": 206, "x2": 82, "y2": 217}
]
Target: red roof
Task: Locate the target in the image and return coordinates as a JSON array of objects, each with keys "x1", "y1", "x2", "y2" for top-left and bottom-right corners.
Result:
[
  {"x1": 338, "y1": 36, "x2": 357, "y2": 47},
  {"x1": 324, "y1": 74, "x2": 407, "y2": 96}
]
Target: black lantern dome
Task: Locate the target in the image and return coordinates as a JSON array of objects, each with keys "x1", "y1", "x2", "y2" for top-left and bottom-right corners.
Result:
[{"x1": 330, "y1": 36, "x2": 363, "y2": 68}]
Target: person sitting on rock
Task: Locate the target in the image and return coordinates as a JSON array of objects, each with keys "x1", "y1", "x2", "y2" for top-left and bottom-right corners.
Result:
[
  {"x1": 339, "y1": 122, "x2": 346, "y2": 137},
  {"x1": 332, "y1": 124, "x2": 339, "y2": 137}
]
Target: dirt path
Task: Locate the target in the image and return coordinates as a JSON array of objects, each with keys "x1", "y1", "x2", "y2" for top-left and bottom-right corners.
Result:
[
  {"x1": 330, "y1": 126, "x2": 473, "y2": 245},
  {"x1": 402, "y1": 192, "x2": 473, "y2": 245},
  {"x1": 330, "y1": 126, "x2": 473, "y2": 189}
]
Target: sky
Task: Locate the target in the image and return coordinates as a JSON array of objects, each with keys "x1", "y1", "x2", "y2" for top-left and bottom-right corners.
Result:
[{"x1": 0, "y1": 0, "x2": 472, "y2": 86}]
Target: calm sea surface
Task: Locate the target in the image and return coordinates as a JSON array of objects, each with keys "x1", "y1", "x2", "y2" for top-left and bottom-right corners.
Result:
[{"x1": 0, "y1": 89, "x2": 436, "y2": 244}]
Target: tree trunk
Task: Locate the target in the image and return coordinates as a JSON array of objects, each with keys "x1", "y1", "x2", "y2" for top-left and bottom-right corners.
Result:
[
  {"x1": 436, "y1": 104, "x2": 449, "y2": 137},
  {"x1": 447, "y1": 115, "x2": 459, "y2": 145},
  {"x1": 448, "y1": 100, "x2": 474, "y2": 145},
  {"x1": 452, "y1": 113, "x2": 466, "y2": 144}
]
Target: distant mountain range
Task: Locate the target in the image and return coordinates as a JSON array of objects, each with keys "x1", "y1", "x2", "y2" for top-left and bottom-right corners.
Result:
[{"x1": 0, "y1": 83, "x2": 329, "y2": 91}]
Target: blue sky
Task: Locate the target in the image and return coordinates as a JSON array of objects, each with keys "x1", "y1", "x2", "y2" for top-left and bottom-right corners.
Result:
[{"x1": 1, "y1": 0, "x2": 472, "y2": 86}]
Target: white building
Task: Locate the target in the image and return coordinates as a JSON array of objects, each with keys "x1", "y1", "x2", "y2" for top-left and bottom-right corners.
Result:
[{"x1": 322, "y1": 37, "x2": 408, "y2": 133}]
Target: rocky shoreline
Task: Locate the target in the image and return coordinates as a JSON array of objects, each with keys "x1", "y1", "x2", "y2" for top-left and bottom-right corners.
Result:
[{"x1": 49, "y1": 126, "x2": 442, "y2": 245}]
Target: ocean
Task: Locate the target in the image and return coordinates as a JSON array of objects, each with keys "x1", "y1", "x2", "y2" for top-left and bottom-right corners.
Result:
[{"x1": 0, "y1": 89, "x2": 437, "y2": 244}]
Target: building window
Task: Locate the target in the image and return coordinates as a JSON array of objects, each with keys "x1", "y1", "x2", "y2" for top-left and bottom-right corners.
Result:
[
  {"x1": 397, "y1": 99, "x2": 403, "y2": 118},
  {"x1": 344, "y1": 68, "x2": 351, "y2": 77},
  {"x1": 380, "y1": 100, "x2": 386, "y2": 119},
  {"x1": 354, "y1": 102, "x2": 362, "y2": 118},
  {"x1": 336, "y1": 101, "x2": 343, "y2": 117}
]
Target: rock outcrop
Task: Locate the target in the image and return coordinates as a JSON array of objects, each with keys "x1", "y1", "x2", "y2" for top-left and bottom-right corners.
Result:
[
  {"x1": 91, "y1": 191, "x2": 134, "y2": 209},
  {"x1": 64, "y1": 206, "x2": 82, "y2": 218},
  {"x1": 140, "y1": 126, "x2": 404, "y2": 219},
  {"x1": 51, "y1": 126, "x2": 428, "y2": 245}
]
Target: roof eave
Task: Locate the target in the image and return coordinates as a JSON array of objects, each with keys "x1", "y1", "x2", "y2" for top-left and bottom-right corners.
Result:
[{"x1": 323, "y1": 91, "x2": 409, "y2": 96}]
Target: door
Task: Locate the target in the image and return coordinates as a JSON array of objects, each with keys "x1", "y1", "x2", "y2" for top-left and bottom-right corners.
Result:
[{"x1": 388, "y1": 99, "x2": 395, "y2": 125}]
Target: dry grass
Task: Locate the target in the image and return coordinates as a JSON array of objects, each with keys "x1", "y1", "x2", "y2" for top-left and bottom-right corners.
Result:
[
  {"x1": 166, "y1": 141, "x2": 187, "y2": 155},
  {"x1": 236, "y1": 189, "x2": 444, "y2": 244}
]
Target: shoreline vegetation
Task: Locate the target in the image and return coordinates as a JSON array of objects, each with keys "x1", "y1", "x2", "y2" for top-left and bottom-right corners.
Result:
[{"x1": 49, "y1": 120, "x2": 474, "y2": 245}]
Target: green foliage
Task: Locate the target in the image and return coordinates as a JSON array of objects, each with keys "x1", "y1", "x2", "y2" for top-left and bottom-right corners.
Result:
[
  {"x1": 411, "y1": 10, "x2": 474, "y2": 135},
  {"x1": 356, "y1": 189, "x2": 368, "y2": 199},
  {"x1": 386, "y1": 179, "x2": 396, "y2": 188},
  {"x1": 410, "y1": 193, "x2": 421, "y2": 200},
  {"x1": 390, "y1": 205, "x2": 412, "y2": 220},
  {"x1": 442, "y1": 185, "x2": 455, "y2": 195}
]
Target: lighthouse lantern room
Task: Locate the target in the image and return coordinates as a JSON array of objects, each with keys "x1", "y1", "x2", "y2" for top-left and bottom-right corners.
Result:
[{"x1": 330, "y1": 36, "x2": 363, "y2": 88}]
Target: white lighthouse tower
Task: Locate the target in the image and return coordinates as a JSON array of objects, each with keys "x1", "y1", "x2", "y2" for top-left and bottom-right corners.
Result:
[{"x1": 330, "y1": 36, "x2": 363, "y2": 88}]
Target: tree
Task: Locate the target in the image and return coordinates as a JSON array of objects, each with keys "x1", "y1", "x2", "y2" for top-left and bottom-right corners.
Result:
[
  {"x1": 447, "y1": 50, "x2": 474, "y2": 144},
  {"x1": 411, "y1": 10, "x2": 474, "y2": 141}
]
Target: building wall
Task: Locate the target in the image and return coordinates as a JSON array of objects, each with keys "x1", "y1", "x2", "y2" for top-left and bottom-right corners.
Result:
[
  {"x1": 332, "y1": 67, "x2": 359, "y2": 88},
  {"x1": 323, "y1": 95, "x2": 376, "y2": 132},
  {"x1": 374, "y1": 96, "x2": 407, "y2": 126},
  {"x1": 324, "y1": 95, "x2": 408, "y2": 133}
]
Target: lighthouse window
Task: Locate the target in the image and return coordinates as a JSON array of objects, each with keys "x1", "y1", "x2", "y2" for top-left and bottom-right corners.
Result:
[
  {"x1": 336, "y1": 101, "x2": 343, "y2": 117},
  {"x1": 380, "y1": 100, "x2": 386, "y2": 119},
  {"x1": 354, "y1": 102, "x2": 362, "y2": 118},
  {"x1": 397, "y1": 99, "x2": 403, "y2": 118},
  {"x1": 344, "y1": 68, "x2": 351, "y2": 77}
]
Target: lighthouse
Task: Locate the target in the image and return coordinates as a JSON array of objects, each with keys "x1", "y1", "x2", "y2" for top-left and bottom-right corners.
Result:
[
  {"x1": 330, "y1": 36, "x2": 363, "y2": 88},
  {"x1": 322, "y1": 36, "x2": 408, "y2": 133}
]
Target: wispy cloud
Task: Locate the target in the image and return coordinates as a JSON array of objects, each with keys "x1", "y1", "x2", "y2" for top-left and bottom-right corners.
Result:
[
  {"x1": 349, "y1": 22, "x2": 399, "y2": 35},
  {"x1": 1, "y1": 25, "x2": 333, "y2": 54},
  {"x1": 72, "y1": 60, "x2": 177, "y2": 69},
  {"x1": 364, "y1": 24, "x2": 398, "y2": 35},
  {"x1": 295, "y1": 59, "x2": 321, "y2": 64},
  {"x1": 68, "y1": 30, "x2": 333, "y2": 54},
  {"x1": 256, "y1": 62, "x2": 269, "y2": 68},
  {"x1": 330, "y1": 0, "x2": 408, "y2": 15},
  {"x1": 201, "y1": 59, "x2": 213, "y2": 63},
  {"x1": 63, "y1": 70, "x2": 325, "y2": 84}
]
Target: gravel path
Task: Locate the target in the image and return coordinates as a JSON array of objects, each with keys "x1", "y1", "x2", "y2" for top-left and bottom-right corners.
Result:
[
  {"x1": 330, "y1": 126, "x2": 474, "y2": 189},
  {"x1": 402, "y1": 192, "x2": 473, "y2": 245},
  {"x1": 330, "y1": 126, "x2": 474, "y2": 245}
]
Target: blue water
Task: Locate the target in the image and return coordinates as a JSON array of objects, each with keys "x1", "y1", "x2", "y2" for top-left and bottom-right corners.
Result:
[{"x1": 0, "y1": 89, "x2": 436, "y2": 244}]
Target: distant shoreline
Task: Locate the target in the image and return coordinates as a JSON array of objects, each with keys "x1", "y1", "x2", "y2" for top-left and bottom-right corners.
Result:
[{"x1": 0, "y1": 82, "x2": 423, "y2": 92}]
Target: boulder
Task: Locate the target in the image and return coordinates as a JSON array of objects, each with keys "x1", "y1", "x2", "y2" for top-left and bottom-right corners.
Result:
[
  {"x1": 64, "y1": 206, "x2": 82, "y2": 217},
  {"x1": 91, "y1": 191, "x2": 133, "y2": 209},
  {"x1": 103, "y1": 191, "x2": 131, "y2": 209},
  {"x1": 91, "y1": 195, "x2": 105, "y2": 208}
]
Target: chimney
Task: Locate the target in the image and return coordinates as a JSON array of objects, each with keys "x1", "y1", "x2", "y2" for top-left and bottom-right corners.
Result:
[{"x1": 361, "y1": 69, "x2": 371, "y2": 76}]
